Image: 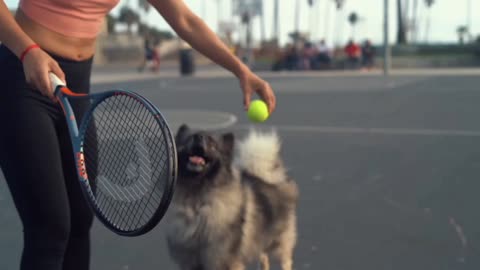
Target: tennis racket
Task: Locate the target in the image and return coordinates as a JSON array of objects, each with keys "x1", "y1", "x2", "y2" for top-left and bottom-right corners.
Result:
[{"x1": 49, "y1": 72, "x2": 177, "y2": 237}]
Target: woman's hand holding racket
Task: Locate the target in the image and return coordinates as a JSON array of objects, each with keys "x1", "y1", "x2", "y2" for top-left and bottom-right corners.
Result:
[{"x1": 22, "y1": 47, "x2": 65, "y2": 99}]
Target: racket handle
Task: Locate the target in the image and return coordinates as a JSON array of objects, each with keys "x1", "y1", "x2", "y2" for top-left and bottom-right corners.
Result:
[{"x1": 49, "y1": 72, "x2": 66, "y2": 95}]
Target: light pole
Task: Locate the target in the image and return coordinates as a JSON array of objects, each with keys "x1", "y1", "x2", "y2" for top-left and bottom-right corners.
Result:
[
  {"x1": 295, "y1": 0, "x2": 301, "y2": 35},
  {"x1": 467, "y1": 0, "x2": 472, "y2": 42},
  {"x1": 260, "y1": 0, "x2": 266, "y2": 43},
  {"x1": 324, "y1": 1, "x2": 332, "y2": 44},
  {"x1": 272, "y1": 0, "x2": 279, "y2": 44},
  {"x1": 217, "y1": 0, "x2": 221, "y2": 27},
  {"x1": 384, "y1": 0, "x2": 391, "y2": 76}
]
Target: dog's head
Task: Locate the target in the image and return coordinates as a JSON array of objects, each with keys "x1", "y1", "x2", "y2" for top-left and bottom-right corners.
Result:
[{"x1": 175, "y1": 124, "x2": 234, "y2": 182}]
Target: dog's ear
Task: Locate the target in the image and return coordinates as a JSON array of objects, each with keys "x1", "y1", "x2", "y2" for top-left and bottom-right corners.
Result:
[
  {"x1": 221, "y1": 133, "x2": 235, "y2": 157},
  {"x1": 175, "y1": 124, "x2": 191, "y2": 144}
]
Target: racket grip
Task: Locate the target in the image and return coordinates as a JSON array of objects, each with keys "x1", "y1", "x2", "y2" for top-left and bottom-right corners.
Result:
[{"x1": 49, "y1": 72, "x2": 66, "y2": 95}]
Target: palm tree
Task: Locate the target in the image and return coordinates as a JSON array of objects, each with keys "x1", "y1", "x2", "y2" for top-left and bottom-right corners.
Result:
[
  {"x1": 216, "y1": 0, "x2": 222, "y2": 34},
  {"x1": 118, "y1": 6, "x2": 139, "y2": 34},
  {"x1": 333, "y1": 0, "x2": 345, "y2": 46},
  {"x1": 307, "y1": 0, "x2": 319, "y2": 40},
  {"x1": 424, "y1": 0, "x2": 434, "y2": 43},
  {"x1": 348, "y1": 12, "x2": 359, "y2": 40},
  {"x1": 106, "y1": 14, "x2": 116, "y2": 34},
  {"x1": 397, "y1": 0, "x2": 407, "y2": 44},
  {"x1": 138, "y1": 0, "x2": 150, "y2": 12},
  {"x1": 466, "y1": 0, "x2": 472, "y2": 40},
  {"x1": 334, "y1": 0, "x2": 345, "y2": 9},
  {"x1": 457, "y1": 26, "x2": 469, "y2": 44},
  {"x1": 137, "y1": 0, "x2": 151, "y2": 32},
  {"x1": 411, "y1": 0, "x2": 419, "y2": 43}
]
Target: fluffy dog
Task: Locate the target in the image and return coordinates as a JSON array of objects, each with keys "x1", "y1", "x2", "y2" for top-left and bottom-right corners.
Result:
[{"x1": 166, "y1": 124, "x2": 298, "y2": 270}]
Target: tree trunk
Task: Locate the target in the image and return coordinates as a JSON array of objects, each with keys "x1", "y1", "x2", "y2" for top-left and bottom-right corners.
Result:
[
  {"x1": 396, "y1": 0, "x2": 407, "y2": 44},
  {"x1": 412, "y1": 0, "x2": 418, "y2": 43},
  {"x1": 324, "y1": 1, "x2": 331, "y2": 42}
]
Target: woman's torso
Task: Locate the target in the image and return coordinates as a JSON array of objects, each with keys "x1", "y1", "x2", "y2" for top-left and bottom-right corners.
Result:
[{"x1": 15, "y1": 0, "x2": 119, "y2": 61}]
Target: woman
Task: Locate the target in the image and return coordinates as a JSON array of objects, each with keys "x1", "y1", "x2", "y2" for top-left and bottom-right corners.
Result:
[{"x1": 0, "y1": 1, "x2": 276, "y2": 269}]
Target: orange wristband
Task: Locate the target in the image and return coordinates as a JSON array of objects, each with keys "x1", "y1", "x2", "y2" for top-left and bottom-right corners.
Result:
[{"x1": 20, "y1": 44, "x2": 40, "y2": 62}]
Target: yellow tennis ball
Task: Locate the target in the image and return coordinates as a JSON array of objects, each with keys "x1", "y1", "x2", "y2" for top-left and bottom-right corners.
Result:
[{"x1": 247, "y1": 99, "x2": 269, "y2": 123}]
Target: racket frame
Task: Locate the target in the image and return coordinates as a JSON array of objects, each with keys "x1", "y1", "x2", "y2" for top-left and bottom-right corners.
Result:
[{"x1": 50, "y1": 73, "x2": 177, "y2": 236}]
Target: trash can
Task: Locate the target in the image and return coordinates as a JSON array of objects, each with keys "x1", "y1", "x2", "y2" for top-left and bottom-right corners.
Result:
[{"x1": 179, "y1": 49, "x2": 194, "y2": 76}]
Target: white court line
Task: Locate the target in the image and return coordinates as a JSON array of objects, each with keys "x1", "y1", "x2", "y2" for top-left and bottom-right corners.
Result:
[
  {"x1": 164, "y1": 109, "x2": 238, "y2": 131},
  {"x1": 233, "y1": 125, "x2": 480, "y2": 137},
  {"x1": 91, "y1": 71, "x2": 178, "y2": 84},
  {"x1": 90, "y1": 68, "x2": 480, "y2": 84},
  {"x1": 169, "y1": 115, "x2": 237, "y2": 130}
]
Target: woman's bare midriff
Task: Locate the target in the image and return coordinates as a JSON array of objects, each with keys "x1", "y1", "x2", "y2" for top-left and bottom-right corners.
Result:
[{"x1": 15, "y1": 9, "x2": 97, "y2": 61}]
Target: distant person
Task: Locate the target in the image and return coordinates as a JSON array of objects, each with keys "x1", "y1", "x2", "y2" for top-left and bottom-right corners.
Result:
[
  {"x1": 0, "y1": 1, "x2": 276, "y2": 270},
  {"x1": 271, "y1": 46, "x2": 286, "y2": 71},
  {"x1": 284, "y1": 43, "x2": 298, "y2": 71},
  {"x1": 301, "y1": 41, "x2": 317, "y2": 70},
  {"x1": 138, "y1": 32, "x2": 160, "y2": 72},
  {"x1": 315, "y1": 39, "x2": 332, "y2": 69},
  {"x1": 361, "y1": 39, "x2": 376, "y2": 70},
  {"x1": 344, "y1": 39, "x2": 362, "y2": 69}
]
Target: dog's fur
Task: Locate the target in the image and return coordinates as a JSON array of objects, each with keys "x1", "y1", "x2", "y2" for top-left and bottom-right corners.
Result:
[{"x1": 165, "y1": 125, "x2": 298, "y2": 270}]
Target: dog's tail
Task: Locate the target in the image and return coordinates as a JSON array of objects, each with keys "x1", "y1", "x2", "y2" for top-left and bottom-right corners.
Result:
[{"x1": 234, "y1": 129, "x2": 287, "y2": 184}]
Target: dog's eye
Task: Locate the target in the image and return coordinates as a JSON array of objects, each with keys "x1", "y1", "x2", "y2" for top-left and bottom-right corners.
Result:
[
  {"x1": 206, "y1": 137, "x2": 216, "y2": 146},
  {"x1": 206, "y1": 144, "x2": 216, "y2": 152}
]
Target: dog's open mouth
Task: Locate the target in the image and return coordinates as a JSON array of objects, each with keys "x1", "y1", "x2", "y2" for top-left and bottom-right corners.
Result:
[{"x1": 187, "y1": 155, "x2": 209, "y2": 172}]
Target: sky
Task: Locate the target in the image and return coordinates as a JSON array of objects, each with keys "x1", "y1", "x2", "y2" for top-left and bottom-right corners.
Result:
[{"x1": 5, "y1": 0, "x2": 479, "y2": 47}]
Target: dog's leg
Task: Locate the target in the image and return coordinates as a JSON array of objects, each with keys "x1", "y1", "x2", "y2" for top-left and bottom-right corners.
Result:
[
  {"x1": 258, "y1": 253, "x2": 270, "y2": 270},
  {"x1": 280, "y1": 257, "x2": 293, "y2": 270},
  {"x1": 179, "y1": 263, "x2": 202, "y2": 270},
  {"x1": 230, "y1": 261, "x2": 245, "y2": 270},
  {"x1": 273, "y1": 216, "x2": 296, "y2": 270},
  {"x1": 274, "y1": 248, "x2": 293, "y2": 270},
  {"x1": 276, "y1": 238, "x2": 295, "y2": 270},
  {"x1": 275, "y1": 241, "x2": 294, "y2": 270}
]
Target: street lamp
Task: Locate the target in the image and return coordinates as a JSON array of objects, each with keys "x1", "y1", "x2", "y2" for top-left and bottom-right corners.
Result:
[{"x1": 384, "y1": 0, "x2": 391, "y2": 75}]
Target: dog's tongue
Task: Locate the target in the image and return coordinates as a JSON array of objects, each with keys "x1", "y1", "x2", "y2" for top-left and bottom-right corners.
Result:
[{"x1": 189, "y1": 156, "x2": 205, "y2": 165}]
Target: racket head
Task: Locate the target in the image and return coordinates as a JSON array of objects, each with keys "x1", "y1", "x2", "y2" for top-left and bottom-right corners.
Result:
[
  {"x1": 76, "y1": 90, "x2": 177, "y2": 236},
  {"x1": 51, "y1": 72, "x2": 177, "y2": 236}
]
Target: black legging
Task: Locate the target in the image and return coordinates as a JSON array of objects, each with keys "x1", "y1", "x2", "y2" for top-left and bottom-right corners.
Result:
[{"x1": 0, "y1": 44, "x2": 94, "y2": 270}]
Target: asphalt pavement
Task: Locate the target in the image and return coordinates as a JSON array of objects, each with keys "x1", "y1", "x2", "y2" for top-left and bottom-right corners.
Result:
[{"x1": 1, "y1": 66, "x2": 480, "y2": 270}]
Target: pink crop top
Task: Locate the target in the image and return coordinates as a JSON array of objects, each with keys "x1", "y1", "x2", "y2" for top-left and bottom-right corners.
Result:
[{"x1": 19, "y1": 0, "x2": 120, "y2": 38}]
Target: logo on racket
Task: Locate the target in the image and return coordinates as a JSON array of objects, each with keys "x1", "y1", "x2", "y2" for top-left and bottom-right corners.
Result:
[
  {"x1": 77, "y1": 151, "x2": 88, "y2": 180},
  {"x1": 97, "y1": 137, "x2": 155, "y2": 202}
]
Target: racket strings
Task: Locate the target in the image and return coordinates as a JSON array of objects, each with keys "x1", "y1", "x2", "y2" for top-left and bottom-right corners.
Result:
[
  {"x1": 82, "y1": 94, "x2": 171, "y2": 232},
  {"x1": 89, "y1": 105, "x2": 164, "y2": 228}
]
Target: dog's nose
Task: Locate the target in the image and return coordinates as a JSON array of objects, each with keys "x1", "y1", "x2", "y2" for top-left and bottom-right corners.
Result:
[{"x1": 193, "y1": 134, "x2": 205, "y2": 145}]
